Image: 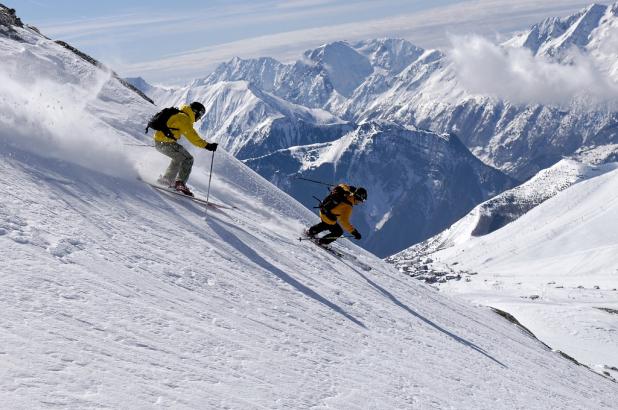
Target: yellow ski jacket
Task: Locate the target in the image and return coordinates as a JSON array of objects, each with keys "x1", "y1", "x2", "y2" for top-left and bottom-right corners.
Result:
[
  {"x1": 153, "y1": 105, "x2": 209, "y2": 148},
  {"x1": 319, "y1": 185, "x2": 360, "y2": 233}
]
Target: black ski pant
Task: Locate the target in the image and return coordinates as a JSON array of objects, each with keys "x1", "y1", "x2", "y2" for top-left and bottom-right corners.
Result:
[{"x1": 308, "y1": 221, "x2": 343, "y2": 245}]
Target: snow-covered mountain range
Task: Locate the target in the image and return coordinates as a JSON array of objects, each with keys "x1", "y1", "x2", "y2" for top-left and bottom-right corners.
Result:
[
  {"x1": 128, "y1": 2, "x2": 618, "y2": 258},
  {"x1": 136, "y1": 3, "x2": 618, "y2": 180},
  {"x1": 3, "y1": 6, "x2": 617, "y2": 408}
]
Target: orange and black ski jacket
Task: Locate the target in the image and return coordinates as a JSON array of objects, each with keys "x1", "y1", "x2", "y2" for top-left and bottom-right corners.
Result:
[{"x1": 319, "y1": 184, "x2": 360, "y2": 233}]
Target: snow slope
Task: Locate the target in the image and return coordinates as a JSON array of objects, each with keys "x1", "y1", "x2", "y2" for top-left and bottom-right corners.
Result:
[
  {"x1": 1, "y1": 11, "x2": 617, "y2": 409},
  {"x1": 395, "y1": 164, "x2": 618, "y2": 379},
  {"x1": 5, "y1": 146, "x2": 618, "y2": 409}
]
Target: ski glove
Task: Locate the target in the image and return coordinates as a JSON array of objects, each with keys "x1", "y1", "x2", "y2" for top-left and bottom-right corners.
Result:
[
  {"x1": 351, "y1": 229, "x2": 362, "y2": 240},
  {"x1": 205, "y1": 143, "x2": 218, "y2": 152}
]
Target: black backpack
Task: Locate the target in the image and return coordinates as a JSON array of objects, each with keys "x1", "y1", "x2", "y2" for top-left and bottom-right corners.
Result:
[
  {"x1": 319, "y1": 185, "x2": 353, "y2": 218},
  {"x1": 145, "y1": 107, "x2": 182, "y2": 139}
]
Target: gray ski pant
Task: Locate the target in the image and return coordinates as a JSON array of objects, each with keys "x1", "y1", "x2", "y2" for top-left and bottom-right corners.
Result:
[{"x1": 155, "y1": 141, "x2": 194, "y2": 183}]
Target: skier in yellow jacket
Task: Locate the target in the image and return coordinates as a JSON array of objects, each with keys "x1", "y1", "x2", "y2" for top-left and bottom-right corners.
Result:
[
  {"x1": 153, "y1": 102, "x2": 217, "y2": 196},
  {"x1": 307, "y1": 184, "x2": 367, "y2": 245}
]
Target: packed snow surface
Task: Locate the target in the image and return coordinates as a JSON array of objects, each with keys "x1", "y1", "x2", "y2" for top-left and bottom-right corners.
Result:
[{"x1": 5, "y1": 147, "x2": 618, "y2": 409}]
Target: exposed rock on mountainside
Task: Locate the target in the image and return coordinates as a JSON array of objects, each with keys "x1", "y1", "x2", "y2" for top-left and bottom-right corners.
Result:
[
  {"x1": 0, "y1": 4, "x2": 24, "y2": 39},
  {"x1": 54, "y1": 41, "x2": 154, "y2": 105}
]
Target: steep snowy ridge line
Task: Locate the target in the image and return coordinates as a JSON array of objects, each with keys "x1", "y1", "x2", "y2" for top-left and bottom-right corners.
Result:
[
  {"x1": 0, "y1": 4, "x2": 152, "y2": 106},
  {"x1": 54, "y1": 40, "x2": 155, "y2": 105}
]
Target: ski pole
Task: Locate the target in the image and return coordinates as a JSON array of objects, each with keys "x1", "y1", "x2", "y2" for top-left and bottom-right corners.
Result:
[
  {"x1": 123, "y1": 143, "x2": 154, "y2": 147},
  {"x1": 204, "y1": 150, "x2": 215, "y2": 217},
  {"x1": 299, "y1": 235, "x2": 355, "y2": 241},
  {"x1": 325, "y1": 235, "x2": 356, "y2": 240},
  {"x1": 295, "y1": 176, "x2": 334, "y2": 187},
  {"x1": 311, "y1": 196, "x2": 324, "y2": 209}
]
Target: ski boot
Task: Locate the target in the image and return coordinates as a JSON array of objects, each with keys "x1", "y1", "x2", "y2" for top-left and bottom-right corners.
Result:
[
  {"x1": 174, "y1": 180, "x2": 194, "y2": 197},
  {"x1": 303, "y1": 229, "x2": 316, "y2": 239}
]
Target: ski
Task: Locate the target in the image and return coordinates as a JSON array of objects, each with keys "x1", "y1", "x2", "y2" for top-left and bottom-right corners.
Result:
[
  {"x1": 144, "y1": 182, "x2": 235, "y2": 210},
  {"x1": 329, "y1": 246, "x2": 372, "y2": 271},
  {"x1": 299, "y1": 235, "x2": 372, "y2": 271}
]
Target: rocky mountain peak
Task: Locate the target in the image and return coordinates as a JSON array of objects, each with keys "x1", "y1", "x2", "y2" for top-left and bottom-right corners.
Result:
[{"x1": 0, "y1": 4, "x2": 23, "y2": 28}]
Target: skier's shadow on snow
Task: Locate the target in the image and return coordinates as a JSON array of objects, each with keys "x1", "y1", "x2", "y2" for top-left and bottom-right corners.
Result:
[
  {"x1": 350, "y1": 265, "x2": 507, "y2": 368},
  {"x1": 207, "y1": 218, "x2": 367, "y2": 329}
]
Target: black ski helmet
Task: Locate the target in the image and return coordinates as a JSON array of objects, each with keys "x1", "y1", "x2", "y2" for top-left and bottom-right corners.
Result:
[
  {"x1": 190, "y1": 101, "x2": 206, "y2": 120},
  {"x1": 354, "y1": 187, "x2": 367, "y2": 202}
]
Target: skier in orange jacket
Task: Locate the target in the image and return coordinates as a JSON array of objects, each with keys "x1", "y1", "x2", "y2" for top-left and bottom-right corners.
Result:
[{"x1": 306, "y1": 184, "x2": 367, "y2": 245}]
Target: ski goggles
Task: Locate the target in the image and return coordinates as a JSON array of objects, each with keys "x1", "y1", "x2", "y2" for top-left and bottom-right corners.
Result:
[
  {"x1": 353, "y1": 189, "x2": 367, "y2": 202},
  {"x1": 193, "y1": 106, "x2": 205, "y2": 120}
]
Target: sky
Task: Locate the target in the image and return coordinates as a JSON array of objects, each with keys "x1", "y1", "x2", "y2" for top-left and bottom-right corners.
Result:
[{"x1": 7, "y1": 0, "x2": 616, "y2": 84}]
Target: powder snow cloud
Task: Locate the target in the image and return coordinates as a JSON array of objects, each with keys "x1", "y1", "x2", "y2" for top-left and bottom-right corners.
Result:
[{"x1": 0, "y1": 58, "x2": 136, "y2": 179}]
